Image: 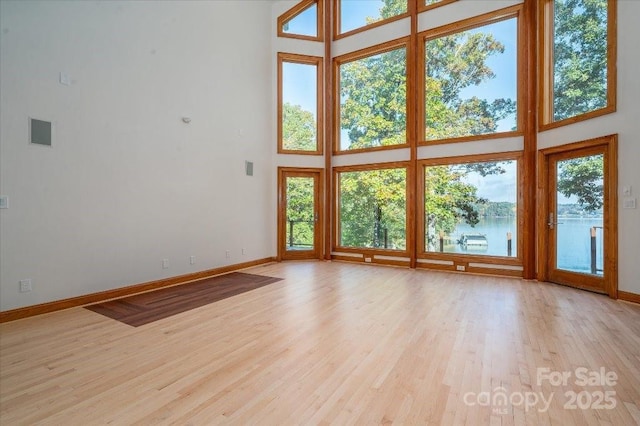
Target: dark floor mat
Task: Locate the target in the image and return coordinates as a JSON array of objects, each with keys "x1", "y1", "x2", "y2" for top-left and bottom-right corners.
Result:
[{"x1": 86, "y1": 272, "x2": 281, "y2": 326}]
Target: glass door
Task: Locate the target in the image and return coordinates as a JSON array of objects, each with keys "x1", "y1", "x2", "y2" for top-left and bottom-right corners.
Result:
[
  {"x1": 278, "y1": 168, "x2": 323, "y2": 260},
  {"x1": 544, "y1": 141, "x2": 616, "y2": 296}
]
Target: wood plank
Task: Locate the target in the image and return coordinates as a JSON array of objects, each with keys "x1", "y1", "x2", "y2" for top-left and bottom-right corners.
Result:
[{"x1": 1, "y1": 261, "x2": 639, "y2": 424}]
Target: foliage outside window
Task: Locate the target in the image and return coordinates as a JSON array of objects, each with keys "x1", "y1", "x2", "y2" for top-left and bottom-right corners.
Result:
[
  {"x1": 423, "y1": 17, "x2": 518, "y2": 142},
  {"x1": 547, "y1": 0, "x2": 613, "y2": 124},
  {"x1": 337, "y1": 0, "x2": 407, "y2": 36},
  {"x1": 279, "y1": 53, "x2": 322, "y2": 154},
  {"x1": 423, "y1": 159, "x2": 518, "y2": 258},
  {"x1": 557, "y1": 155, "x2": 604, "y2": 212},
  {"x1": 338, "y1": 43, "x2": 407, "y2": 151},
  {"x1": 286, "y1": 177, "x2": 315, "y2": 249},
  {"x1": 338, "y1": 167, "x2": 407, "y2": 250}
]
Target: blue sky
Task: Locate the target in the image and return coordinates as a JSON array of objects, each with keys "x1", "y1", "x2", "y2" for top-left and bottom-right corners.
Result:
[
  {"x1": 462, "y1": 161, "x2": 517, "y2": 203},
  {"x1": 282, "y1": 3, "x2": 317, "y2": 36},
  {"x1": 340, "y1": 0, "x2": 392, "y2": 33},
  {"x1": 458, "y1": 18, "x2": 518, "y2": 131},
  {"x1": 283, "y1": 0, "x2": 385, "y2": 37},
  {"x1": 282, "y1": 62, "x2": 317, "y2": 118}
]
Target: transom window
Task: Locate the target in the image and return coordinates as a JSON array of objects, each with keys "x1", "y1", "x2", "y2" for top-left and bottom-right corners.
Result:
[
  {"x1": 278, "y1": 0, "x2": 323, "y2": 41},
  {"x1": 336, "y1": 0, "x2": 408, "y2": 37}
]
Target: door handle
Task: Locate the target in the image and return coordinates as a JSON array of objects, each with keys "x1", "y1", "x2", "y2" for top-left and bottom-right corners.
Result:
[{"x1": 547, "y1": 212, "x2": 563, "y2": 229}]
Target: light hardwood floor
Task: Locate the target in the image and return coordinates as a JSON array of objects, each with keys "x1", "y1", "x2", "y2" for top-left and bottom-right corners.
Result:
[{"x1": 1, "y1": 261, "x2": 639, "y2": 425}]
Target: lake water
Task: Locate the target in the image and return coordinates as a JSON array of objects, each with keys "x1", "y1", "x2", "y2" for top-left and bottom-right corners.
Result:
[
  {"x1": 556, "y1": 217, "x2": 604, "y2": 274},
  {"x1": 435, "y1": 217, "x2": 603, "y2": 274}
]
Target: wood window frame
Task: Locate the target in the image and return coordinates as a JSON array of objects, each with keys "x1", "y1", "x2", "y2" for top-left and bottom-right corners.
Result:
[
  {"x1": 333, "y1": 161, "x2": 413, "y2": 259},
  {"x1": 538, "y1": 0, "x2": 617, "y2": 131},
  {"x1": 277, "y1": 0, "x2": 324, "y2": 42},
  {"x1": 417, "y1": 4, "x2": 525, "y2": 146},
  {"x1": 278, "y1": 52, "x2": 324, "y2": 155},
  {"x1": 417, "y1": 151, "x2": 524, "y2": 276},
  {"x1": 418, "y1": 0, "x2": 458, "y2": 14},
  {"x1": 333, "y1": 0, "x2": 411, "y2": 41},
  {"x1": 333, "y1": 37, "x2": 412, "y2": 155}
]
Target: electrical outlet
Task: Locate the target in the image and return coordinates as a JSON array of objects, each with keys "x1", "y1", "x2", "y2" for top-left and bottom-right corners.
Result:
[
  {"x1": 364, "y1": 257, "x2": 372, "y2": 263},
  {"x1": 189, "y1": 255, "x2": 196, "y2": 265},
  {"x1": 162, "y1": 259, "x2": 169, "y2": 269},
  {"x1": 242, "y1": 248, "x2": 246, "y2": 255},
  {"x1": 623, "y1": 198, "x2": 637, "y2": 209},
  {"x1": 19, "y1": 279, "x2": 32, "y2": 293},
  {"x1": 226, "y1": 250, "x2": 230, "y2": 259},
  {"x1": 456, "y1": 265, "x2": 466, "y2": 271}
]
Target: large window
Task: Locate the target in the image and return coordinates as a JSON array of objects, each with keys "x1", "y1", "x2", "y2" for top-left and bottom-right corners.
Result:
[
  {"x1": 419, "y1": 154, "x2": 521, "y2": 260},
  {"x1": 540, "y1": 0, "x2": 616, "y2": 129},
  {"x1": 336, "y1": 164, "x2": 408, "y2": 251},
  {"x1": 274, "y1": 0, "x2": 619, "y2": 277},
  {"x1": 278, "y1": 53, "x2": 323, "y2": 154},
  {"x1": 335, "y1": 39, "x2": 408, "y2": 152},
  {"x1": 420, "y1": 10, "x2": 520, "y2": 143},
  {"x1": 336, "y1": 0, "x2": 408, "y2": 37}
]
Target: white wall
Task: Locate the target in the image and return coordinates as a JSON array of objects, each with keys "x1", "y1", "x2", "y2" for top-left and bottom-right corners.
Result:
[{"x1": 0, "y1": 0, "x2": 276, "y2": 311}]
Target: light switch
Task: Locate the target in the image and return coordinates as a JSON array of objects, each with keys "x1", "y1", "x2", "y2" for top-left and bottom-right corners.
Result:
[{"x1": 59, "y1": 72, "x2": 71, "y2": 86}]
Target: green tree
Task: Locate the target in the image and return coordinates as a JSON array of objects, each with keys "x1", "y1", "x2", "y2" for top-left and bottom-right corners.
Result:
[
  {"x1": 557, "y1": 154, "x2": 603, "y2": 212},
  {"x1": 283, "y1": 102, "x2": 316, "y2": 151},
  {"x1": 340, "y1": 47, "x2": 407, "y2": 149},
  {"x1": 340, "y1": 169, "x2": 406, "y2": 249},
  {"x1": 425, "y1": 26, "x2": 516, "y2": 139},
  {"x1": 423, "y1": 164, "x2": 507, "y2": 250},
  {"x1": 379, "y1": 0, "x2": 407, "y2": 17},
  {"x1": 479, "y1": 202, "x2": 517, "y2": 218},
  {"x1": 286, "y1": 177, "x2": 315, "y2": 247},
  {"x1": 340, "y1": 0, "x2": 515, "y2": 149},
  {"x1": 553, "y1": 0, "x2": 608, "y2": 121}
]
